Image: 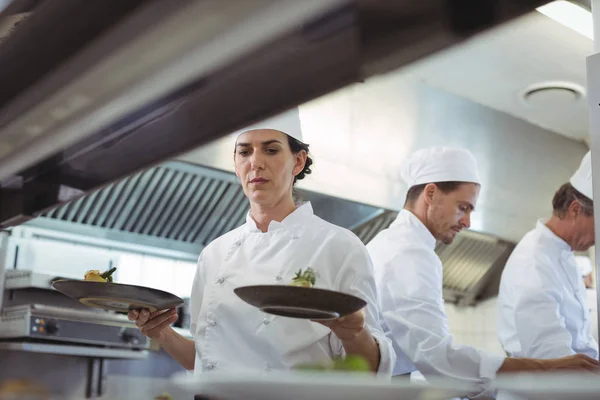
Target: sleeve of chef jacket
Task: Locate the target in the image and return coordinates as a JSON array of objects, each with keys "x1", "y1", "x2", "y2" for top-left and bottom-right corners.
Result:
[
  {"x1": 511, "y1": 256, "x2": 575, "y2": 359},
  {"x1": 332, "y1": 242, "x2": 396, "y2": 377},
  {"x1": 379, "y1": 247, "x2": 505, "y2": 396}
]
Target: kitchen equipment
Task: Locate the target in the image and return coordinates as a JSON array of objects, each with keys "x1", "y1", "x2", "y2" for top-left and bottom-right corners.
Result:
[
  {"x1": 0, "y1": 303, "x2": 148, "y2": 349},
  {"x1": 0, "y1": 266, "x2": 151, "y2": 353},
  {"x1": 52, "y1": 280, "x2": 184, "y2": 313},
  {"x1": 169, "y1": 370, "x2": 470, "y2": 400},
  {"x1": 233, "y1": 285, "x2": 366, "y2": 320}
]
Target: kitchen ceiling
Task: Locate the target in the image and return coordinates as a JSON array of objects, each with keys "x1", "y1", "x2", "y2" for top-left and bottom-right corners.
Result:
[{"x1": 404, "y1": 3, "x2": 594, "y2": 143}]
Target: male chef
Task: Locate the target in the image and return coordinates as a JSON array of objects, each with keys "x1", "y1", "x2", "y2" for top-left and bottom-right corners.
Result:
[
  {"x1": 497, "y1": 151, "x2": 598, "y2": 361},
  {"x1": 367, "y1": 147, "x2": 599, "y2": 398}
]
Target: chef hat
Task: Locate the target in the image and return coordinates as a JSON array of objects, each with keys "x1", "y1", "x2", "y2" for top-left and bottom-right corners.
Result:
[
  {"x1": 401, "y1": 146, "x2": 481, "y2": 188},
  {"x1": 575, "y1": 255, "x2": 593, "y2": 277},
  {"x1": 570, "y1": 151, "x2": 593, "y2": 200},
  {"x1": 233, "y1": 108, "x2": 303, "y2": 145}
]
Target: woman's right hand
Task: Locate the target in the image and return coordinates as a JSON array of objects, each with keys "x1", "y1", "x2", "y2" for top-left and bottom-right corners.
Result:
[{"x1": 128, "y1": 308, "x2": 178, "y2": 342}]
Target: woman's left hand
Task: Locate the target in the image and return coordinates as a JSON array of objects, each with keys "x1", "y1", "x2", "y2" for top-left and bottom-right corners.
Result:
[{"x1": 315, "y1": 308, "x2": 366, "y2": 341}]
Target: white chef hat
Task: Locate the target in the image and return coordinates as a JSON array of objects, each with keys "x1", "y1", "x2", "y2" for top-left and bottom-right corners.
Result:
[
  {"x1": 570, "y1": 151, "x2": 593, "y2": 200},
  {"x1": 233, "y1": 108, "x2": 303, "y2": 145},
  {"x1": 575, "y1": 255, "x2": 593, "y2": 277},
  {"x1": 401, "y1": 146, "x2": 481, "y2": 188}
]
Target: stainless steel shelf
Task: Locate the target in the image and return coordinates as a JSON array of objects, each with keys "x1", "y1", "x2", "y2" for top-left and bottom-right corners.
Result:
[{"x1": 0, "y1": 341, "x2": 149, "y2": 359}]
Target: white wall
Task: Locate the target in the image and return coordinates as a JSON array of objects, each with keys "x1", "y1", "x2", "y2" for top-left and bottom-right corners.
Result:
[{"x1": 445, "y1": 297, "x2": 505, "y2": 356}]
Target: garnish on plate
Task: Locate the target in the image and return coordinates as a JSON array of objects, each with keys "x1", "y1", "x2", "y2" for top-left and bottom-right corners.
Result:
[
  {"x1": 290, "y1": 267, "x2": 317, "y2": 288},
  {"x1": 84, "y1": 267, "x2": 117, "y2": 283}
]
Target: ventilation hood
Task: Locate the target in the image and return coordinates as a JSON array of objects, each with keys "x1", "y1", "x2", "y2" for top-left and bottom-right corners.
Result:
[
  {"x1": 25, "y1": 162, "x2": 513, "y2": 305},
  {"x1": 26, "y1": 162, "x2": 383, "y2": 256}
]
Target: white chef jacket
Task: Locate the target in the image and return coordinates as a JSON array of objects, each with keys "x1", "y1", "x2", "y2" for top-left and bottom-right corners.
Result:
[
  {"x1": 497, "y1": 221, "x2": 598, "y2": 360},
  {"x1": 587, "y1": 288, "x2": 598, "y2": 342},
  {"x1": 367, "y1": 209, "x2": 505, "y2": 396},
  {"x1": 189, "y1": 202, "x2": 394, "y2": 376}
]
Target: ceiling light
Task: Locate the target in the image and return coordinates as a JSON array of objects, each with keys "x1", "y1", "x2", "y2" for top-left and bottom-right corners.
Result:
[{"x1": 536, "y1": 1, "x2": 593, "y2": 40}]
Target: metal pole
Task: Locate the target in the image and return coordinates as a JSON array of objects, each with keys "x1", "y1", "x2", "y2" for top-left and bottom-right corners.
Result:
[
  {"x1": 0, "y1": 230, "x2": 10, "y2": 311},
  {"x1": 594, "y1": 0, "x2": 600, "y2": 52},
  {"x1": 590, "y1": 0, "x2": 600, "y2": 357}
]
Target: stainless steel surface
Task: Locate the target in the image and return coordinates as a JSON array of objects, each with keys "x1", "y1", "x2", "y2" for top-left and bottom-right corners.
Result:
[
  {"x1": 0, "y1": 341, "x2": 149, "y2": 359},
  {"x1": 3, "y1": 303, "x2": 130, "y2": 323},
  {"x1": 5, "y1": 269, "x2": 61, "y2": 290},
  {"x1": 0, "y1": 231, "x2": 8, "y2": 311},
  {"x1": 181, "y1": 75, "x2": 588, "y2": 244},
  {"x1": 0, "y1": 303, "x2": 150, "y2": 349},
  {"x1": 0, "y1": 0, "x2": 346, "y2": 181},
  {"x1": 40, "y1": 163, "x2": 246, "y2": 254},
  {"x1": 435, "y1": 231, "x2": 514, "y2": 305},
  {"x1": 586, "y1": 50, "x2": 600, "y2": 368}
]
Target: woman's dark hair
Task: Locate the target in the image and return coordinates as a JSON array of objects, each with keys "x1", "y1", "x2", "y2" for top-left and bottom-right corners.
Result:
[
  {"x1": 404, "y1": 181, "x2": 465, "y2": 206},
  {"x1": 552, "y1": 182, "x2": 593, "y2": 218},
  {"x1": 287, "y1": 135, "x2": 313, "y2": 184}
]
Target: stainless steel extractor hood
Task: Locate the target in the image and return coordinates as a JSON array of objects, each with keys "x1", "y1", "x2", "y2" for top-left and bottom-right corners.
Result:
[
  {"x1": 24, "y1": 161, "x2": 514, "y2": 305},
  {"x1": 25, "y1": 162, "x2": 384, "y2": 256}
]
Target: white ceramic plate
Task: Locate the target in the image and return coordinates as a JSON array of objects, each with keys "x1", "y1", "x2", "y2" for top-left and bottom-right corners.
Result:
[
  {"x1": 493, "y1": 372, "x2": 600, "y2": 400},
  {"x1": 169, "y1": 370, "x2": 470, "y2": 400}
]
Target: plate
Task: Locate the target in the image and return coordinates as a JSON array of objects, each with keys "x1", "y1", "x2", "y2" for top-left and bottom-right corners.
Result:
[
  {"x1": 51, "y1": 280, "x2": 184, "y2": 312},
  {"x1": 493, "y1": 372, "x2": 600, "y2": 400},
  {"x1": 234, "y1": 285, "x2": 367, "y2": 320},
  {"x1": 168, "y1": 370, "x2": 470, "y2": 400}
]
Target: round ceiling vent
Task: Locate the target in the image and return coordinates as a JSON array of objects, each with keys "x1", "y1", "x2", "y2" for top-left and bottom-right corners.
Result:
[{"x1": 521, "y1": 81, "x2": 585, "y2": 107}]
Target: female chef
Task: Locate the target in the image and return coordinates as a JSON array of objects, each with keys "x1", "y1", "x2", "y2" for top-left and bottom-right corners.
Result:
[{"x1": 128, "y1": 109, "x2": 394, "y2": 375}]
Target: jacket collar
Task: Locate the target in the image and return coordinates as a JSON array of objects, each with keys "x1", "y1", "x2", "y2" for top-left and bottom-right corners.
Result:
[
  {"x1": 245, "y1": 202, "x2": 313, "y2": 233},
  {"x1": 391, "y1": 209, "x2": 437, "y2": 250},
  {"x1": 536, "y1": 220, "x2": 572, "y2": 253}
]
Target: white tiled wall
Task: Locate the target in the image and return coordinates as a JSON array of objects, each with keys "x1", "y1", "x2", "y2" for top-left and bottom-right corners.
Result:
[{"x1": 445, "y1": 298, "x2": 504, "y2": 356}]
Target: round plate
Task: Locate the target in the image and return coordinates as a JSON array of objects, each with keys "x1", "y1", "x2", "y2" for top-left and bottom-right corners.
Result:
[
  {"x1": 52, "y1": 280, "x2": 184, "y2": 313},
  {"x1": 234, "y1": 285, "x2": 367, "y2": 320},
  {"x1": 168, "y1": 370, "x2": 470, "y2": 400}
]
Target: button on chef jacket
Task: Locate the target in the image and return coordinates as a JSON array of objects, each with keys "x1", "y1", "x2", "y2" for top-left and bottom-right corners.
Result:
[
  {"x1": 367, "y1": 209, "x2": 505, "y2": 396},
  {"x1": 189, "y1": 202, "x2": 395, "y2": 375},
  {"x1": 497, "y1": 221, "x2": 598, "y2": 359}
]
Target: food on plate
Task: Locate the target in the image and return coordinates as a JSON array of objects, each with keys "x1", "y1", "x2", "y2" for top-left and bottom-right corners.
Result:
[
  {"x1": 154, "y1": 392, "x2": 173, "y2": 400},
  {"x1": 84, "y1": 267, "x2": 117, "y2": 283},
  {"x1": 290, "y1": 267, "x2": 317, "y2": 288},
  {"x1": 295, "y1": 355, "x2": 371, "y2": 373}
]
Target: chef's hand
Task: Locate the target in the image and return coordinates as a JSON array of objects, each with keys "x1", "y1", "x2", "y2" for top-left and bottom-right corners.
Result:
[
  {"x1": 314, "y1": 308, "x2": 380, "y2": 371},
  {"x1": 315, "y1": 309, "x2": 366, "y2": 340},
  {"x1": 546, "y1": 354, "x2": 600, "y2": 372},
  {"x1": 501, "y1": 353, "x2": 600, "y2": 374},
  {"x1": 128, "y1": 308, "x2": 178, "y2": 342}
]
